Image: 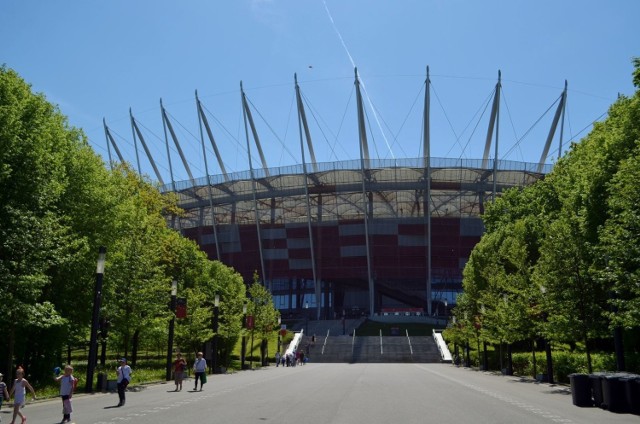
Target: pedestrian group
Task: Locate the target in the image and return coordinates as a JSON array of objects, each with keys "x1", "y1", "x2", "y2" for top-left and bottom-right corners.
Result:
[{"x1": 0, "y1": 351, "x2": 218, "y2": 423}]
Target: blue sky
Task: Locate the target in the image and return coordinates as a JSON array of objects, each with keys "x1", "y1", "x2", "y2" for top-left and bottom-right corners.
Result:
[{"x1": 2, "y1": 0, "x2": 638, "y2": 184}]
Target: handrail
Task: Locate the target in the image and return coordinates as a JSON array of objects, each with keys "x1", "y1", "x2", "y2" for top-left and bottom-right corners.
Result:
[
  {"x1": 380, "y1": 329, "x2": 383, "y2": 355},
  {"x1": 285, "y1": 331, "x2": 304, "y2": 357},
  {"x1": 351, "y1": 329, "x2": 356, "y2": 355},
  {"x1": 322, "y1": 329, "x2": 330, "y2": 355},
  {"x1": 432, "y1": 329, "x2": 453, "y2": 362},
  {"x1": 406, "y1": 329, "x2": 413, "y2": 355}
]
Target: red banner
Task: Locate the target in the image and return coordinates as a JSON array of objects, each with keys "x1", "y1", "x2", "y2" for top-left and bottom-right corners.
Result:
[
  {"x1": 176, "y1": 298, "x2": 187, "y2": 319},
  {"x1": 246, "y1": 315, "x2": 254, "y2": 329}
]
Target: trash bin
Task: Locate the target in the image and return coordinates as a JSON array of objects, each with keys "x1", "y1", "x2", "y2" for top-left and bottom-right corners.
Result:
[
  {"x1": 620, "y1": 375, "x2": 640, "y2": 415},
  {"x1": 96, "y1": 372, "x2": 106, "y2": 393},
  {"x1": 569, "y1": 373, "x2": 592, "y2": 407},
  {"x1": 589, "y1": 373, "x2": 604, "y2": 408},
  {"x1": 601, "y1": 374, "x2": 628, "y2": 413}
]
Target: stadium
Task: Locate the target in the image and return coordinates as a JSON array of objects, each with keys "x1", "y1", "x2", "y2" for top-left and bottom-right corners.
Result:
[{"x1": 104, "y1": 70, "x2": 563, "y2": 321}]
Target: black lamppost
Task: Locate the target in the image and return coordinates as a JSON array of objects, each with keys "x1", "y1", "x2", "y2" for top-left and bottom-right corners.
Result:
[
  {"x1": 212, "y1": 294, "x2": 220, "y2": 373},
  {"x1": 165, "y1": 280, "x2": 177, "y2": 381},
  {"x1": 241, "y1": 303, "x2": 247, "y2": 370},
  {"x1": 277, "y1": 317, "x2": 282, "y2": 355},
  {"x1": 604, "y1": 256, "x2": 626, "y2": 371},
  {"x1": 444, "y1": 299, "x2": 448, "y2": 319},
  {"x1": 479, "y1": 304, "x2": 488, "y2": 370},
  {"x1": 99, "y1": 317, "x2": 110, "y2": 367},
  {"x1": 502, "y1": 294, "x2": 513, "y2": 375},
  {"x1": 451, "y1": 316, "x2": 459, "y2": 365},
  {"x1": 304, "y1": 301, "x2": 309, "y2": 334},
  {"x1": 86, "y1": 246, "x2": 106, "y2": 393},
  {"x1": 250, "y1": 316, "x2": 255, "y2": 369},
  {"x1": 464, "y1": 312, "x2": 471, "y2": 367},
  {"x1": 465, "y1": 341, "x2": 471, "y2": 368}
]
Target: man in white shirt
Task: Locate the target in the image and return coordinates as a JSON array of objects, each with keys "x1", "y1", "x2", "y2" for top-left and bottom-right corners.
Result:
[
  {"x1": 116, "y1": 358, "x2": 132, "y2": 406},
  {"x1": 192, "y1": 352, "x2": 207, "y2": 391}
]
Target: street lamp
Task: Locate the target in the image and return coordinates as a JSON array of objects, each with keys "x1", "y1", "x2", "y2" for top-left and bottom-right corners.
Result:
[
  {"x1": 480, "y1": 304, "x2": 488, "y2": 371},
  {"x1": 166, "y1": 280, "x2": 177, "y2": 381},
  {"x1": 304, "y1": 301, "x2": 309, "y2": 334},
  {"x1": 212, "y1": 294, "x2": 220, "y2": 374},
  {"x1": 241, "y1": 303, "x2": 247, "y2": 370},
  {"x1": 502, "y1": 294, "x2": 513, "y2": 375},
  {"x1": 444, "y1": 299, "x2": 448, "y2": 319},
  {"x1": 452, "y1": 316, "x2": 459, "y2": 365},
  {"x1": 86, "y1": 246, "x2": 106, "y2": 393},
  {"x1": 464, "y1": 312, "x2": 471, "y2": 368},
  {"x1": 277, "y1": 316, "x2": 282, "y2": 355}
]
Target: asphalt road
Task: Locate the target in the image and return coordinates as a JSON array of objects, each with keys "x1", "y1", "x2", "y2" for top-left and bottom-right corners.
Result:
[{"x1": 3, "y1": 364, "x2": 636, "y2": 424}]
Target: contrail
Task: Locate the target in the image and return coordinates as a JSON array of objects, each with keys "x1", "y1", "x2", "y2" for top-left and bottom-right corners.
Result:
[{"x1": 322, "y1": 0, "x2": 395, "y2": 159}]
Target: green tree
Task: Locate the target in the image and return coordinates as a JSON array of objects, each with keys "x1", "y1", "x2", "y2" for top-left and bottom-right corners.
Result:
[
  {"x1": 100, "y1": 166, "x2": 176, "y2": 364},
  {"x1": 247, "y1": 275, "x2": 280, "y2": 366},
  {"x1": 209, "y1": 261, "x2": 247, "y2": 368},
  {"x1": 597, "y1": 61, "x2": 640, "y2": 330},
  {"x1": 0, "y1": 66, "x2": 93, "y2": 378},
  {"x1": 599, "y1": 151, "x2": 640, "y2": 329}
]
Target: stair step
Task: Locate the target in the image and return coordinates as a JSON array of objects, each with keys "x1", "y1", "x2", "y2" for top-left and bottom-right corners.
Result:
[{"x1": 307, "y1": 336, "x2": 443, "y2": 363}]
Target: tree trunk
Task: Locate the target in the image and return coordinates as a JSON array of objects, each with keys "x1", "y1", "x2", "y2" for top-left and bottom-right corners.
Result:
[
  {"x1": 6, "y1": 324, "x2": 16, "y2": 378},
  {"x1": 531, "y1": 339, "x2": 537, "y2": 379},
  {"x1": 482, "y1": 342, "x2": 488, "y2": 371},
  {"x1": 476, "y1": 337, "x2": 481, "y2": 368},
  {"x1": 614, "y1": 326, "x2": 625, "y2": 371},
  {"x1": 131, "y1": 329, "x2": 140, "y2": 366},
  {"x1": 260, "y1": 339, "x2": 267, "y2": 366},
  {"x1": 507, "y1": 343, "x2": 513, "y2": 376},
  {"x1": 100, "y1": 339, "x2": 107, "y2": 366},
  {"x1": 123, "y1": 330, "x2": 130, "y2": 359},
  {"x1": 585, "y1": 337, "x2": 592, "y2": 374},
  {"x1": 465, "y1": 342, "x2": 470, "y2": 367},
  {"x1": 545, "y1": 339, "x2": 554, "y2": 384}
]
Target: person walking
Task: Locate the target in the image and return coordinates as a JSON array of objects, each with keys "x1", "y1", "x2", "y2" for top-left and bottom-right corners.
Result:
[
  {"x1": 54, "y1": 365, "x2": 77, "y2": 423},
  {"x1": 173, "y1": 353, "x2": 187, "y2": 391},
  {"x1": 275, "y1": 351, "x2": 281, "y2": 367},
  {"x1": 116, "y1": 358, "x2": 132, "y2": 407},
  {"x1": 192, "y1": 352, "x2": 207, "y2": 391},
  {"x1": 8, "y1": 367, "x2": 36, "y2": 424},
  {"x1": 0, "y1": 372, "x2": 9, "y2": 412}
]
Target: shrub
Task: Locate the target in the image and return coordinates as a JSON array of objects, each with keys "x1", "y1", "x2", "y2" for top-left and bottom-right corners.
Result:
[{"x1": 509, "y1": 350, "x2": 640, "y2": 383}]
